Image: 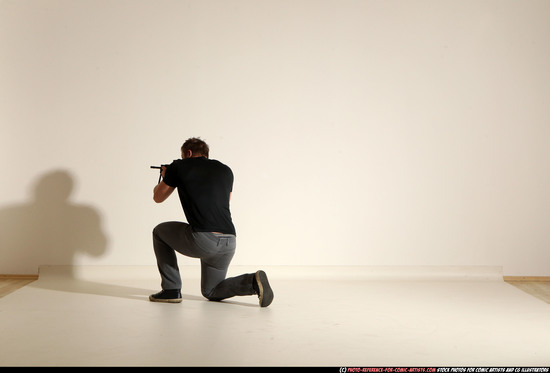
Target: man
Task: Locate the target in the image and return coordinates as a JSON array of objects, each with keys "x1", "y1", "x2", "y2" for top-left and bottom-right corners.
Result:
[{"x1": 150, "y1": 137, "x2": 273, "y2": 307}]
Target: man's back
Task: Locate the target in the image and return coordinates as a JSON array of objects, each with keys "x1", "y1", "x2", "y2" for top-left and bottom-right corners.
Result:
[{"x1": 163, "y1": 157, "x2": 235, "y2": 235}]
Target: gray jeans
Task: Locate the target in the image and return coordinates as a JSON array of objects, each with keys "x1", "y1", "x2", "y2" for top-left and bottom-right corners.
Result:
[{"x1": 152, "y1": 221, "x2": 256, "y2": 301}]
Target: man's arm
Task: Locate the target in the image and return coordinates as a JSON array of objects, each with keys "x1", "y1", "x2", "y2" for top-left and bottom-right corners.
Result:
[
  {"x1": 153, "y1": 181, "x2": 175, "y2": 203},
  {"x1": 153, "y1": 166, "x2": 175, "y2": 203}
]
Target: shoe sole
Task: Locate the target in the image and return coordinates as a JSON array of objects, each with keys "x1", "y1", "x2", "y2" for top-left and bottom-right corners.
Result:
[
  {"x1": 255, "y1": 270, "x2": 274, "y2": 307},
  {"x1": 149, "y1": 295, "x2": 182, "y2": 303}
]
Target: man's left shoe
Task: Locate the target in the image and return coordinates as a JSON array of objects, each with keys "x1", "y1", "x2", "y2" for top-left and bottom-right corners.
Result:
[
  {"x1": 149, "y1": 289, "x2": 182, "y2": 303},
  {"x1": 254, "y1": 270, "x2": 274, "y2": 307}
]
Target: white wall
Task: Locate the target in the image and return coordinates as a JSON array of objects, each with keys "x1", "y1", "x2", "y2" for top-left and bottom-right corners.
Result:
[{"x1": 1, "y1": 0, "x2": 549, "y2": 275}]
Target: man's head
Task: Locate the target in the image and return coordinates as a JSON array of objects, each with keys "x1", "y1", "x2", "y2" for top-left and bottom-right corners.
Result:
[{"x1": 181, "y1": 137, "x2": 209, "y2": 159}]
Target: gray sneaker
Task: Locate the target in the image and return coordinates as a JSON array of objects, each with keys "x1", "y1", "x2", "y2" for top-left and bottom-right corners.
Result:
[{"x1": 255, "y1": 270, "x2": 274, "y2": 307}]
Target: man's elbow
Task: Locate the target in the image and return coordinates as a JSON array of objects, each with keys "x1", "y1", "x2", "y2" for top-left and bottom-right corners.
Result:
[{"x1": 153, "y1": 182, "x2": 174, "y2": 203}]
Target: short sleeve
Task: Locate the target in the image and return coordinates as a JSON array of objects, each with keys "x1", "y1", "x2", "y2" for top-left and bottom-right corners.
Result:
[{"x1": 162, "y1": 161, "x2": 178, "y2": 187}]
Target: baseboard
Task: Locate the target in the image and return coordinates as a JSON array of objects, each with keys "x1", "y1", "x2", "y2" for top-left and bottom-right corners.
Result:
[
  {"x1": 36, "y1": 265, "x2": 505, "y2": 281},
  {"x1": 2, "y1": 270, "x2": 549, "y2": 282},
  {"x1": 0, "y1": 274, "x2": 39, "y2": 279},
  {"x1": 503, "y1": 276, "x2": 550, "y2": 282}
]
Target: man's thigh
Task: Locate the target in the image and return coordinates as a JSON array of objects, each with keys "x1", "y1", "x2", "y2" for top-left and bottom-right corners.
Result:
[{"x1": 154, "y1": 221, "x2": 203, "y2": 258}]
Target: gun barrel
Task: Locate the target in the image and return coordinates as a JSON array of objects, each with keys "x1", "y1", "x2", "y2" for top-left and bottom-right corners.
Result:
[{"x1": 150, "y1": 166, "x2": 161, "y2": 169}]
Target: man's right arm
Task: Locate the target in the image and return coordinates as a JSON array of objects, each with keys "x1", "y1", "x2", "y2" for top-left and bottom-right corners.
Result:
[
  {"x1": 153, "y1": 166, "x2": 175, "y2": 203},
  {"x1": 153, "y1": 180, "x2": 175, "y2": 203}
]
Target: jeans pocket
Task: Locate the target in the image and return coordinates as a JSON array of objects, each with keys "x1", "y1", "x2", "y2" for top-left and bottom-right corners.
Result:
[{"x1": 216, "y1": 236, "x2": 236, "y2": 251}]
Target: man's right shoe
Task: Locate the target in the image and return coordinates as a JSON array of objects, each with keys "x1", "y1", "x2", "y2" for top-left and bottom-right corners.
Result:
[
  {"x1": 254, "y1": 270, "x2": 274, "y2": 307},
  {"x1": 149, "y1": 289, "x2": 182, "y2": 303}
]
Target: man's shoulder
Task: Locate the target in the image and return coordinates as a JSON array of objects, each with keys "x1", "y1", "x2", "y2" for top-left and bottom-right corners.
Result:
[
  {"x1": 202, "y1": 157, "x2": 229, "y2": 168},
  {"x1": 208, "y1": 159, "x2": 233, "y2": 178},
  {"x1": 211, "y1": 158, "x2": 229, "y2": 166},
  {"x1": 176, "y1": 157, "x2": 232, "y2": 172}
]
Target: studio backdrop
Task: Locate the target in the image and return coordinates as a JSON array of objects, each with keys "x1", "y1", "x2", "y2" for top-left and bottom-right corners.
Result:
[{"x1": 1, "y1": 0, "x2": 549, "y2": 276}]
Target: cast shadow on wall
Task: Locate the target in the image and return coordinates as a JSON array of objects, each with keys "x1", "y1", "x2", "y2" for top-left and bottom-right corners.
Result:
[
  {"x1": 0, "y1": 170, "x2": 108, "y2": 274},
  {"x1": 0, "y1": 169, "x2": 202, "y2": 302}
]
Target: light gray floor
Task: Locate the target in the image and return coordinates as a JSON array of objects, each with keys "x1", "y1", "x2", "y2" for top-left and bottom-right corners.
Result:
[{"x1": 1, "y1": 265, "x2": 549, "y2": 367}]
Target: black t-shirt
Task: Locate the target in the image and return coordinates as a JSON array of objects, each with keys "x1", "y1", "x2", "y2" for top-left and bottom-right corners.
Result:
[{"x1": 162, "y1": 157, "x2": 236, "y2": 235}]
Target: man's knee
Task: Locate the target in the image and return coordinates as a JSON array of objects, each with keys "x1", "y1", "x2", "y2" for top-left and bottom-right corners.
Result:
[
  {"x1": 153, "y1": 222, "x2": 174, "y2": 242},
  {"x1": 201, "y1": 287, "x2": 219, "y2": 301},
  {"x1": 152, "y1": 223, "x2": 173, "y2": 253},
  {"x1": 152, "y1": 225, "x2": 163, "y2": 247},
  {"x1": 153, "y1": 221, "x2": 168, "y2": 235}
]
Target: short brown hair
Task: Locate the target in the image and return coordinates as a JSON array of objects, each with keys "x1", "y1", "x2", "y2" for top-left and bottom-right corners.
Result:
[{"x1": 181, "y1": 137, "x2": 209, "y2": 158}]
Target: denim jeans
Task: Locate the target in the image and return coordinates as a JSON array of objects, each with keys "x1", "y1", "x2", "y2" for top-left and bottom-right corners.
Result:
[{"x1": 152, "y1": 221, "x2": 255, "y2": 301}]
